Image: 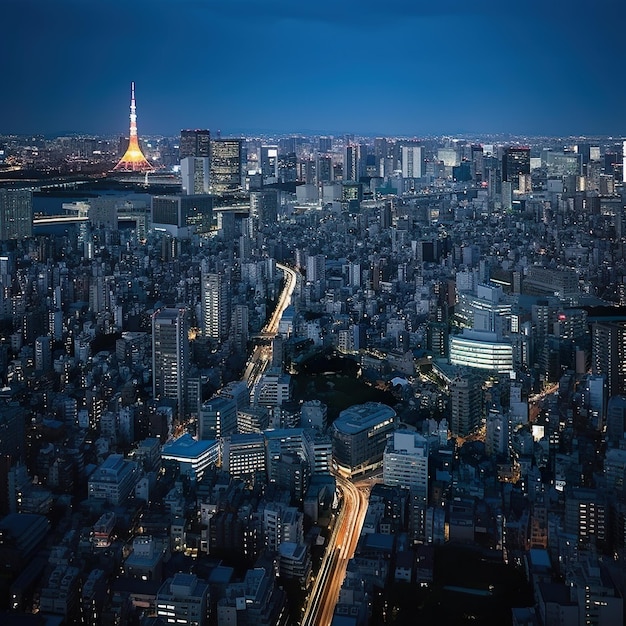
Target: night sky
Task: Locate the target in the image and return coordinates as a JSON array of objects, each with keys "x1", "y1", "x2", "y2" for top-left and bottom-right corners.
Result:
[{"x1": 3, "y1": 0, "x2": 625, "y2": 137}]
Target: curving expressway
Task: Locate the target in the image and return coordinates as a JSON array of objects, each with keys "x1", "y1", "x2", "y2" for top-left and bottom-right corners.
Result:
[
  {"x1": 268, "y1": 262, "x2": 298, "y2": 335},
  {"x1": 302, "y1": 475, "x2": 371, "y2": 626},
  {"x1": 242, "y1": 262, "x2": 372, "y2": 625},
  {"x1": 242, "y1": 262, "x2": 299, "y2": 385}
]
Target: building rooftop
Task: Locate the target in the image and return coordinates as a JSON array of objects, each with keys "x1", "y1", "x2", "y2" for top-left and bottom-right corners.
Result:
[
  {"x1": 162, "y1": 433, "x2": 217, "y2": 460},
  {"x1": 333, "y1": 402, "x2": 396, "y2": 435}
]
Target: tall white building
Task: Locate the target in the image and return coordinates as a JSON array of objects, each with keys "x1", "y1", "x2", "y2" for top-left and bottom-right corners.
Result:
[
  {"x1": 306, "y1": 254, "x2": 326, "y2": 301},
  {"x1": 348, "y1": 261, "x2": 361, "y2": 288},
  {"x1": 401, "y1": 145, "x2": 423, "y2": 179},
  {"x1": 200, "y1": 272, "x2": 229, "y2": 341},
  {"x1": 383, "y1": 430, "x2": 429, "y2": 502},
  {"x1": 306, "y1": 254, "x2": 326, "y2": 284},
  {"x1": 181, "y1": 156, "x2": 211, "y2": 195}
]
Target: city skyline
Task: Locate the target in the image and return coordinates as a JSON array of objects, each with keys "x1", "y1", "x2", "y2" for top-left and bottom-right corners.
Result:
[{"x1": 3, "y1": 0, "x2": 626, "y2": 138}]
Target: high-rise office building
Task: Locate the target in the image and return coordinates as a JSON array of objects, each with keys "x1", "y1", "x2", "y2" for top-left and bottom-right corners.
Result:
[
  {"x1": 591, "y1": 320, "x2": 626, "y2": 398},
  {"x1": 277, "y1": 152, "x2": 297, "y2": 183},
  {"x1": 316, "y1": 155, "x2": 332, "y2": 183},
  {"x1": 470, "y1": 144, "x2": 484, "y2": 181},
  {"x1": 0, "y1": 189, "x2": 32, "y2": 241},
  {"x1": 152, "y1": 307, "x2": 189, "y2": 420},
  {"x1": 331, "y1": 402, "x2": 397, "y2": 478},
  {"x1": 250, "y1": 189, "x2": 278, "y2": 227},
  {"x1": 306, "y1": 254, "x2": 325, "y2": 284},
  {"x1": 502, "y1": 146, "x2": 531, "y2": 190},
  {"x1": 606, "y1": 395, "x2": 626, "y2": 446},
  {"x1": 343, "y1": 144, "x2": 362, "y2": 182},
  {"x1": 210, "y1": 138, "x2": 243, "y2": 194},
  {"x1": 179, "y1": 129, "x2": 211, "y2": 160},
  {"x1": 278, "y1": 136, "x2": 297, "y2": 155},
  {"x1": 306, "y1": 254, "x2": 326, "y2": 300},
  {"x1": 318, "y1": 136, "x2": 332, "y2": 152},
  {"x1": 383, "y1": 429, "x2": 429, "y2": 541},
  {"x1": 151, "y1": 195, "x2": 213, "y2": 237},
  {"x1": 449, "y1": 374, "x2": 482, "y2": 437},
  {"x1": 401, "y1": 145, "x2": 424, "y2": 180},
  {"x1": 383, "y1": 430, "x2": 429, "y2": 501},
  {"x1": 180, "y1": 157, "x2": 210, "y2": 195},
  {"x1": 200, "y1": 272, "x2": 229, "y2": 341},
  {"x1": 260, "y1": 145, "x2": 279, "y2": 181},
  {"x1": 231, "y1": 304, "x2": 249, "y2": 354}
]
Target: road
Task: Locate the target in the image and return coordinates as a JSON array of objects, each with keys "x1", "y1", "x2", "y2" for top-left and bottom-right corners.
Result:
[
  {"x1": 302, "y1": 475, "x2": 371, "y2": 626},
  {"x1": 242, "y1": 262, "x2": 299, "y2": 386},
  {"x1": 240, "y1": 262, "x2": 373, "y2": 624}
]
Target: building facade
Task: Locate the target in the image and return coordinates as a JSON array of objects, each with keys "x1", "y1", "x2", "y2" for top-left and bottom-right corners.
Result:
[
  {"x1": 331, "y1": 402, "x2": 397, "y2": 478},
  {"x1": 0, "y1": 189, "x2": 32, "y2": 241},
  {"x1": 152, "y1": 307, "x2": 189, "y2": 420}
]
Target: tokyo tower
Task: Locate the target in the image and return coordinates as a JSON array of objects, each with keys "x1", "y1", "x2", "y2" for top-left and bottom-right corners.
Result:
[{"x1": 113, "y1": 82, "x2": 154, "y2": 172}]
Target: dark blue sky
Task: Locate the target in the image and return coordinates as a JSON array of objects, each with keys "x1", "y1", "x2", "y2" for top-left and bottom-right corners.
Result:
[{"x1": 2, "y1": 0, "x2": 625, "y2": 137}]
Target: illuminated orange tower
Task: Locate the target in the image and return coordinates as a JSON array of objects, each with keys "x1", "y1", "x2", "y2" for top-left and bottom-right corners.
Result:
[{"x1": 113, "y1": 82, "x2": 154, "y2": 172}]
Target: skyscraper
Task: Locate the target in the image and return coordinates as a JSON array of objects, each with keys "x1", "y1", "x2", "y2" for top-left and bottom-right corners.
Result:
[
  {"x1": 383, "y1": 430, "x2": 429, "y2": 500},
  {"x1": 152, "y1": 307, "x2": 189, "y2": 420},
  {"x1": 250, "y1": 189, "x2": 278, "y2": 227},
  {"x1": 343, "y1": 144, "x2": 361, "y2": 182},
  {"x1": 231, "y1": 304, "x2": 249, "y2": 354},
  {"x1": 180, "y1": 157, "x2": 210, "y2": 195},
  {"x1": 318, "y1": 136, "x2": 332, "y2": 152},
  {"x1": 200, "y1": 272, "x2": 229, "y2": 341},
  {"x1": 401, "y1": 145, "x2": 423, "y2": 180},
  {"x1": 384, "y1": 429, "x2": 430, "y2": 541},
  {"x1": 0, "y1": 189, "x2": 32, "y2": 240},
  {"x1": 151, "y1": 195, "x2": 213, "y2": 237},
  {"x1": 306, "y1": 254, "x2": 326, "y2": 284},
  {"x1": 113, "y1": 82, "x2": 153, "y2": 172},
  {"x1": 316, "y1": 155, "x2": 332, "y2": 183},
  {"x1": 592, "y1": 320, "x2": 626, "y2": 398},
  {"x1": 502, "y1": 146, "x2": 530, "y2": 189},
  {"x1": 260, "y1": 145, "x2": 279, "y2": 181},
  {"x1": 179, "y1": 129, "x2": 211, "y2": 160},
  {"x1": 449, "y1": 374, "x2": 482, "y2": 437},
  {"x1": 210, "y1": 138, "x2": 243, "y2": 194},
  {"x1": 306, "y1": 254, "x2": 326, "y2": 300}
]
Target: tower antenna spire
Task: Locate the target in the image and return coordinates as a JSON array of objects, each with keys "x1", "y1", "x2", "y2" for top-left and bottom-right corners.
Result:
[{"x1": 112, "y1": 81, "x2": 154, "y2": 172}]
